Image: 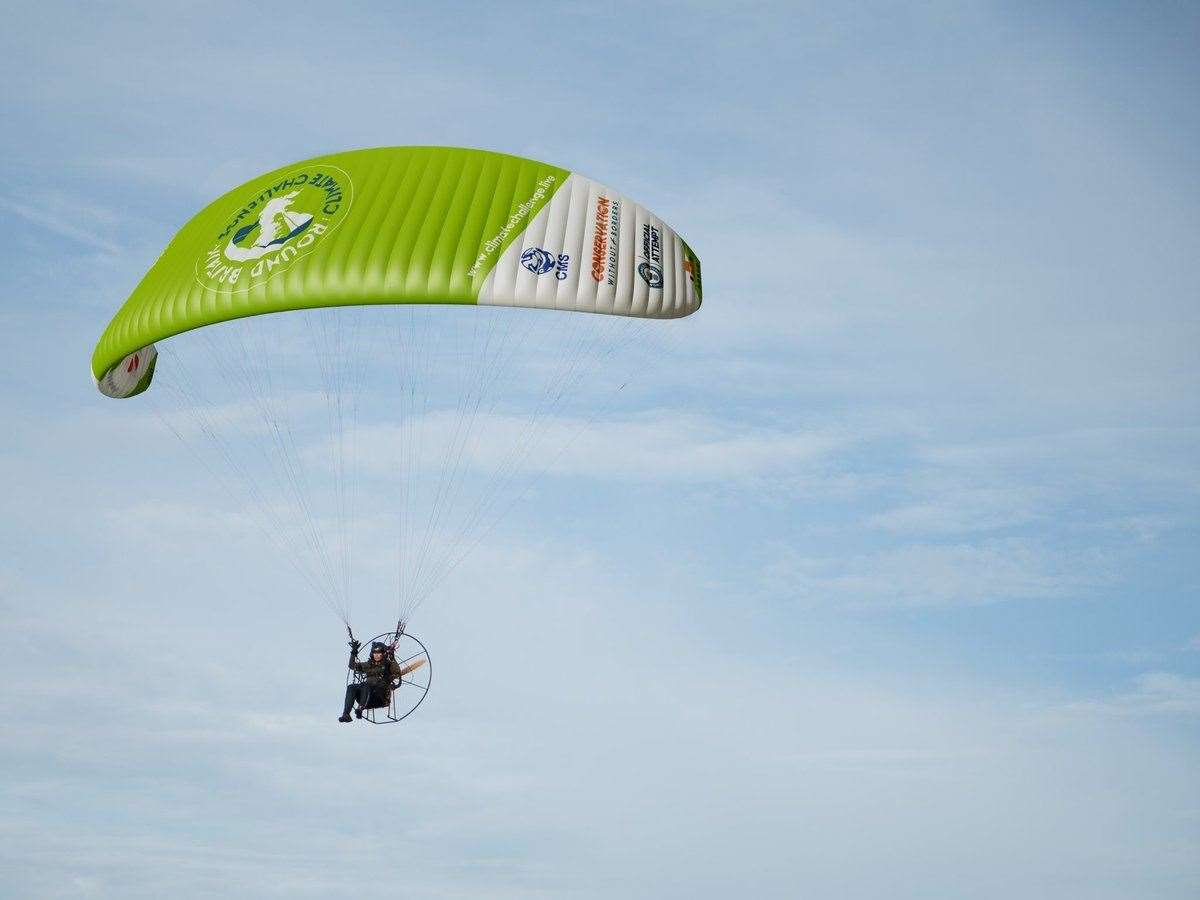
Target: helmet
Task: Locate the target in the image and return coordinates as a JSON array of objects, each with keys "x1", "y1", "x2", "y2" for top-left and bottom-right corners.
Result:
[{"x1": 370, "y1": 642, "x2": 387, "y2": 654}]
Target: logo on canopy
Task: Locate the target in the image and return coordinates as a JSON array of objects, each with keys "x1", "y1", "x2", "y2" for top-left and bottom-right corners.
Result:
[
  {"x1": 637, "y1": 223, "x2": 664, "y2": 288},
  {"x1": 637, "y1": 262, "x2": 664, "y2": 288},
  {"x1": 520, "y1": 247, "x2": 556, "y2": 275},
  {"x1": 520, "y1": 246, "x2": 570, "y2": 281},
  {"x1": 195, "y1": 165, "x2": 354, "y2": 293}
]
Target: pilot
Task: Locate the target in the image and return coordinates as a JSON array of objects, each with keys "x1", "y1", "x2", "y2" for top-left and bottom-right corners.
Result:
[{"x1": 340, "y1": 640, "x2": 404, "y2": 722}]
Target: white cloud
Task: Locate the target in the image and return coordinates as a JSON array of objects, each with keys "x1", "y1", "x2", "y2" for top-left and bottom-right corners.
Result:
[
  {"x1": 1058, "y1": 673, "x2": 1200, "y2": 718},
  {"x1": 765, "y1": 537, "x2": 1108, "y2": 608},
  {"x1": 0, "y1": 192, "x2": 122, "y2": 255},
  {"x1": 867, "y1": 484, "x2": 1049, "y2": 534},
  {"x1": 917, "y1": 428, "x2": 1200, "y2": 494},
  {"x1": 349, "y1": 410, "x2": 845, "y2": 484}
]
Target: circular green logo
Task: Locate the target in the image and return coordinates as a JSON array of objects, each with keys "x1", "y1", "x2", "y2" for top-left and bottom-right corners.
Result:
[{"x1": 195, "y1": 164, "x2": 353, "y2": 293}]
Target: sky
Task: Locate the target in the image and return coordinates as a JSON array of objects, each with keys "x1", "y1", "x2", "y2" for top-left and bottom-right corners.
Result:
[{"x1": 1, "y1": 1, "x2": 1198, "y2": 897}]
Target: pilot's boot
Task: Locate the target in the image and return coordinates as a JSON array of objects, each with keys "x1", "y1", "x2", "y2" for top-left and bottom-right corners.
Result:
[{"x1": 340, "y1": 684, "x2": 358, "y2": 722}]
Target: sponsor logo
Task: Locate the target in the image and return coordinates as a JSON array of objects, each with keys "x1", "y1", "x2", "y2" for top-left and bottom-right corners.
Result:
[
  {"x1": 521, "y1": 247, "x2": 570, "y2": 280},
  {"x1": 195, "y1": 165, "x2": 353, "y2": 293},
  {"x1": 591, "y1": 197, "x2": 609, "y2": 282},
  {"x1": 590, "y1": 195, "x2": 620, "y2": 285},
  {"x1": 637, "y1": 222, "x2": 664, "y2": 288},
  {"x1": 126, "y1": 353, "x2": 141, "y2": 374},
  {"x1": 521, "y1": 247, "x2": 556, "y2": 275},
  {"x1": 637, "y1": 262, "x2": 664, "y2": 288}
]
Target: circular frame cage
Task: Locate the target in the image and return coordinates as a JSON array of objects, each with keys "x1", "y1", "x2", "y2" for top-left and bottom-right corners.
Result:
[{"x1": 346, "y1": 631, "x2": 432, "y2": 724}]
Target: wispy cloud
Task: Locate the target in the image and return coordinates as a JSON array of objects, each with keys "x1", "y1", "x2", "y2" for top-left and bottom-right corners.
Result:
[
  {"x1": 765, "y1": 537, "x2": 1110, "y2": 608},
  {"x1": 1057, "y1": 673, "x2": 1200, "y2": 718},
  {"x1": 867, "y1": 485, "x2": 1049, "y2": 535},
  {"x1": 348, "y1": 410, "x2": 846, "y2": 483},
  {"x1": 0, "y1": 193, "x2": 122, "y2": 255}
]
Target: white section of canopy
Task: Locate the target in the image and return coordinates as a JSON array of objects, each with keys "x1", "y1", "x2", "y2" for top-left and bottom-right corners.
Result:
[
  {"x1": 477, "y1": 174, "x2": 700, "y2": 319},
  {"x1": 95, "y1": 345, "x2": 158, "y2": 398}
]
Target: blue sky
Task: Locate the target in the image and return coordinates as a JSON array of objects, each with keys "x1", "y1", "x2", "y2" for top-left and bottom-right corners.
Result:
[{"x1": 2, "y1": 2, "x2": 1198, "y2": 897}]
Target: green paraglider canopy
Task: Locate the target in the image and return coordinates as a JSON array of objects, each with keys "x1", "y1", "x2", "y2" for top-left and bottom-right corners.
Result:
[{"x1": 93, "y1": 146, "x2": 702, "y2": 398}]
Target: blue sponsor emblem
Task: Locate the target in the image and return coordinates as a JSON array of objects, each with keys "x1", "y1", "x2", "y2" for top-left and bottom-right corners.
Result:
[
  {"x1": 638, "y1": 262, "x2": 664, "y2": 288},
  {"x1": 521, "y1": 247, "x2": 571, "y2": 280},
  {"x1": 521, "y1": 247, "x2": 556, "y2": 275}
]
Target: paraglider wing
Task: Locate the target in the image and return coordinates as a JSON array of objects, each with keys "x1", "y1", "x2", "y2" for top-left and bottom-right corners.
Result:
[{"x1": 92, "y1": 146, "x2": 702, "y2": 398}]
